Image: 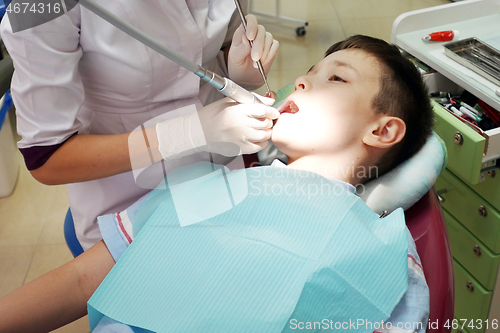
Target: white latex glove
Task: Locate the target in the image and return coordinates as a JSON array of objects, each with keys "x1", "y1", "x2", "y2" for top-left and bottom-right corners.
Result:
[
  {"x1": 227, "y1": 14, "x2": 279, "y2": 90},
  {"x1": 156, "y1": 94, "x2": 279, "y2": 159}
]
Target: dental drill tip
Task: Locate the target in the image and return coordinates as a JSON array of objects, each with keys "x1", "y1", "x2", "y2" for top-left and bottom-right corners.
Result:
[
  {"x1": 265, "y1": 91, "x2": 277, "y2": 100},
  {"x1": 263, "y1": 77, "x2": 271, "y2": 92},
  {"x1": 256, "y1": 60, "x2": 271, "y2": 93}
]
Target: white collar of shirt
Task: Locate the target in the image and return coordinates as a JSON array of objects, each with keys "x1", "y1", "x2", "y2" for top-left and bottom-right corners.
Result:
[{"x1": 270, "y1": 159, "x2": 356, "y2": 195}]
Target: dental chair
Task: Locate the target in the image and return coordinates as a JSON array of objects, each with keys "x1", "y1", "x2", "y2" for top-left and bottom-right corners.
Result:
[
  {"x1": 64, "y1": 208, "x2": 84, "y2": 257},
  {"x1": 358, "y1": 131, "x2": 454, "y2": 333},
  {"x1": 64, "y1": 133, "x2": 454, "y2": 333},
  {"x1": 405, "y1": 188, "x2": 455, "y2": 333}
]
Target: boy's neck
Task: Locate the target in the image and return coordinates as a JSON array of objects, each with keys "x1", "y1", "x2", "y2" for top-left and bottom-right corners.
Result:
[{"x1": 286, "y1": 154, "x2": 366, "y2": 186}]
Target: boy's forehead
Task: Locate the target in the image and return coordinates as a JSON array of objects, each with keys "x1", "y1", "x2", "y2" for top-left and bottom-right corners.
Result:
[
  {"x1": 309, "y1": 57, "x2": 357, "y2": 74},
  {"x1": 316, "y1": 49, "x2": 382, "y2": 78}
]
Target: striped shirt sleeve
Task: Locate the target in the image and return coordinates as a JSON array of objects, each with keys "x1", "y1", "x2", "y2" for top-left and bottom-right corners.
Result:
[
  {"x1": 97, "y1": 193, "x2": 150, "y2": 262},
  {"x1": 375, "y1": 229, "x2": 430, "y2": 333}
]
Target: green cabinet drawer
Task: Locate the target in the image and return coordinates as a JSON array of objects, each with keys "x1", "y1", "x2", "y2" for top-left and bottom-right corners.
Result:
[
  {"x1": 468, "y1": 173, "x2": 500, "y2": 213},
  {"x1": 436, "y1": 169, "x2": 500, "y2": 253},
  {"x1": 433, "y1": 101, "x2": 486, "y2": 185},
  {"x1": 444, "y1": 208, "x2": 500, "y2": 290},
  {"x1": 454, "y1": 260, "x2": 492, "y2": 333}
]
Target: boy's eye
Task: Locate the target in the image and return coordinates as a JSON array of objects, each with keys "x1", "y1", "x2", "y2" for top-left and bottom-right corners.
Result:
[{"x1": 329, "y1": 75, "x2": 346, "y2": 83}]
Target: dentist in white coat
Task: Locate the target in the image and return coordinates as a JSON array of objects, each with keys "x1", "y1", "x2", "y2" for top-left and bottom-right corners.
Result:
[{"x1": 0, "y1": 0, "x2": 279, "y2": 250}]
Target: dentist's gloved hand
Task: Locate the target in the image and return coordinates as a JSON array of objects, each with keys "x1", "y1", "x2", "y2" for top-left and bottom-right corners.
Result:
[
  {"x1": 156, "y1": 94, "x2": 279, "y2": 159},
  {"x1": 227, "y1": 14, "x2": 279, "y2": 90}
]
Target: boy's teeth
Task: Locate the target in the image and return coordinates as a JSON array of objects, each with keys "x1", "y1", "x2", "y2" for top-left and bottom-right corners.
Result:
[{"x1": 279, "y1": 101, "x2": 299, "y2": 114}]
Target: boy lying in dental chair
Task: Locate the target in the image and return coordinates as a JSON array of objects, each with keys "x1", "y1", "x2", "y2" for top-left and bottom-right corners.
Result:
[{"x1": 0, "y1": 35, "x2": 434, "y2": 333}]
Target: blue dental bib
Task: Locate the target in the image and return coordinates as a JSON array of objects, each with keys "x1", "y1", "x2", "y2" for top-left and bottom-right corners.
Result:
[{"x1": 88, "y1": 162, "x2": 408, "y2": 332}]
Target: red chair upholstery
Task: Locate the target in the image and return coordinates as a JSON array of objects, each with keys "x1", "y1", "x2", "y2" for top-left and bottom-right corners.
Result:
[{"x1": 405, "y1": 188, "x2": 455, "y2": 332}]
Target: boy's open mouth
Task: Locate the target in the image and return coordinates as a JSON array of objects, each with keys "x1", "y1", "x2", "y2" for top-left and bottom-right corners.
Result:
[{"x1": 278, "y1": 99, "x2": 299, "y2": 114}]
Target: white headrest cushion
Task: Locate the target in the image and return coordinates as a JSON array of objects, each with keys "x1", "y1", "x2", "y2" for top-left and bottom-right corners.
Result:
[{"x1": 359, "y1": 132, "x2": 447, "y2": 214}]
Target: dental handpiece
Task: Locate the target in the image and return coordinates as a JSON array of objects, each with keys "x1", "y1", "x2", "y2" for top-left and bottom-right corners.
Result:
[
  {"x1": 194, "y1": 67, "x2": 262, "y2": 104},
  {"x1": 79, "y1": 0, "x2": 261, "y2": 105}
]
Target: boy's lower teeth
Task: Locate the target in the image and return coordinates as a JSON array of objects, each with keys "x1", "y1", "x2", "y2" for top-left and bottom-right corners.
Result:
[{"x1": 289, "y1": 102, "x2": 299, "y2": 113}]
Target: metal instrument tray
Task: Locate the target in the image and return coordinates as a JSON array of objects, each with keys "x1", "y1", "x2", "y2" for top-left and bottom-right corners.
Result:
[{"x1": 444, "y1": 37, "x2": 500, "y2": 86}]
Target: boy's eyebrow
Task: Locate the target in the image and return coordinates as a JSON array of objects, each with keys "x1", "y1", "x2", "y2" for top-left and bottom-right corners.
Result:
[
  {"x1": 331, "y1": 60, "x2": 358, "y2": 74},
  {"x1": 307, "y1": 60, "x2": 358, "y2": 74}
]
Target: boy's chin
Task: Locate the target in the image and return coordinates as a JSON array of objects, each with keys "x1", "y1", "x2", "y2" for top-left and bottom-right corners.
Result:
[
  {"x1": 272, "y1": 123, "x2": 294, "y2": 144},
  {"x1": 270, "y1": 129, "x2": 283, "y2": 148},
  {"x1": 270, "y1": 134, "x2": 294, "y2": 157},
  {"x1": 270, "y1": 135, "x2": 285, "y2": 152},
  {"x1": 270, "y1": 136, "x2": 280, "y2": 149}
]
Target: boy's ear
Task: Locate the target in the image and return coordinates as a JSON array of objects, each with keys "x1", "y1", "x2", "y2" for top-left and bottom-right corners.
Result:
[{"x1": 362, "y1": 116, "x2": 406, "y2": 149}]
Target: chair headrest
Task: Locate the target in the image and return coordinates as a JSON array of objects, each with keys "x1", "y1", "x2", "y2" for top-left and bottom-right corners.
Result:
[{"x1": 359, "y1": 132, "x2": 447, "y2": 214}]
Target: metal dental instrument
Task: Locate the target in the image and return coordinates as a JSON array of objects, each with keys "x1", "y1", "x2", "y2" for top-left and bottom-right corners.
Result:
[
  {"x1": 79, "y1": 0, "x2": 262, "y2": 105},
  {"x1": 233, "y1": 0, "x2": 271, "y2": 94}
]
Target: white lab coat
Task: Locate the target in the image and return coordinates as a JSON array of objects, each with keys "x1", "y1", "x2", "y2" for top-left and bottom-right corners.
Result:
[{"x1": 0, "y1": 0, "x2": 246, "y2": 250}]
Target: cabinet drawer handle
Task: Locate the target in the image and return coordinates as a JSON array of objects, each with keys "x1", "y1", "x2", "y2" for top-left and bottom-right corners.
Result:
[
  {"x1": 473, "y1": 244, "x2": 482, "y2": 256},
  {"x1": 466, "y1": 281, "x2": 475, "y2": 292},
  {"x1": 436, "y1": 189, "x2": 447, "y2": 203},
  {"x1": 454, "y1": 131, "x2": 464, "y2": 145},
  {"x1": 478, "y1": 205, "x2": 488, "y2": 217}
]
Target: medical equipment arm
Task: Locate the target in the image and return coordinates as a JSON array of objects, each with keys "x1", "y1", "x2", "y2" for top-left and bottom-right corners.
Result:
[{"x1": 79, "y1": 0, "x2": 261, "y2": 105}]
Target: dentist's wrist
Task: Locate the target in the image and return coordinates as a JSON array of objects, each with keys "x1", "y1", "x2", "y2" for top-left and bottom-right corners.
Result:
[{"x1": 155, "y1": 113, "x2": 207, "y2": 160}]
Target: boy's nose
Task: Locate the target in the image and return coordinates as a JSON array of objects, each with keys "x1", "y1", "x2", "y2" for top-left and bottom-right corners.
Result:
[{"x1": 294, "y1": 76, "x2": 309, "y2": 91}]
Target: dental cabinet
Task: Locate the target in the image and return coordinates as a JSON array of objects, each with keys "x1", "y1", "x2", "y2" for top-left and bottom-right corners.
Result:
[{"x1": 392, "y1": 0, "x2": 500, "y2": 331}]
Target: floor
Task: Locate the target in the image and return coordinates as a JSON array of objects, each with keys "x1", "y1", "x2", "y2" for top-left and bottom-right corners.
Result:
[{"x1": 0, "y1": 0, "x2": 449, "y2": 331}]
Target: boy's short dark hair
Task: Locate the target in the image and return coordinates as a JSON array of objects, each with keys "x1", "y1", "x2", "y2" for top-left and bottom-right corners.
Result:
[{"x1": 325, "y1": 35, "x2": 434, "y2": 179}]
